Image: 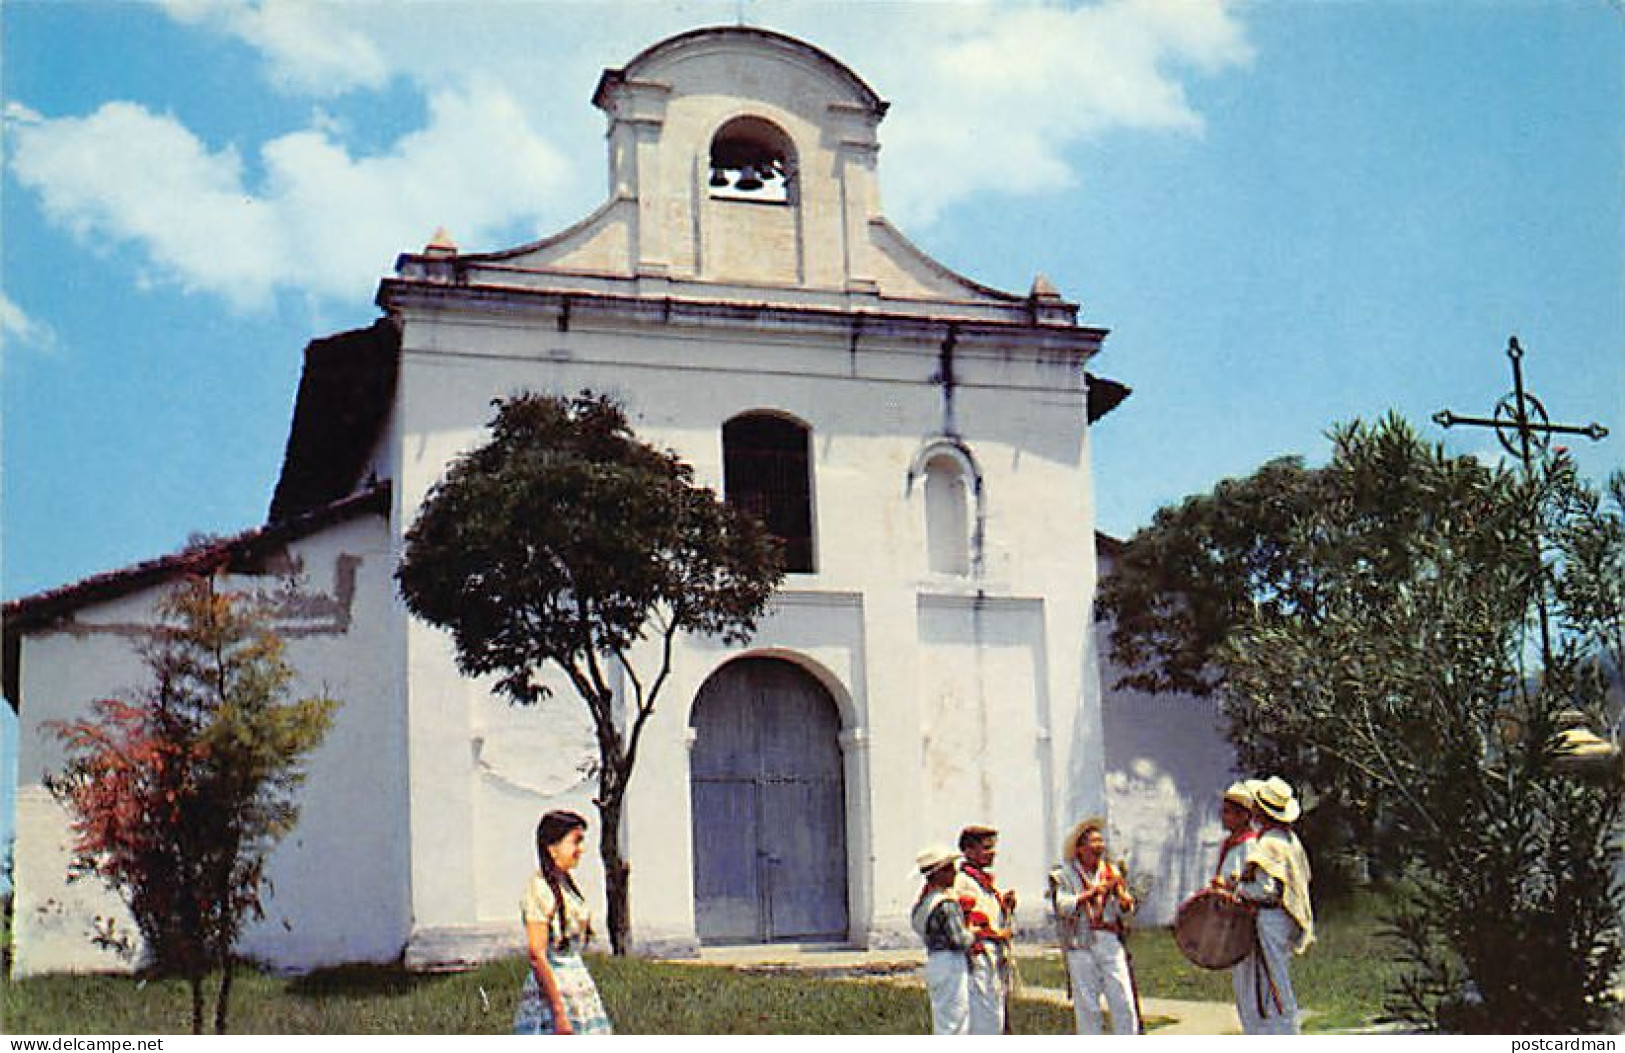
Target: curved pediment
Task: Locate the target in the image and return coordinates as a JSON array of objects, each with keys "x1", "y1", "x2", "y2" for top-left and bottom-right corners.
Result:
[
  {"x1": 593, "y1": 26, "x2": 887, "y2": 120},
  {"x1": 397, "y1": 26, "x2": 1076, "y2": 324}
]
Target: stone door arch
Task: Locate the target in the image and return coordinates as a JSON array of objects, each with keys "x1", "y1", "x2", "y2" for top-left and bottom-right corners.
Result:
[{"x1": 690, "y1": 656, "x2": 849, "y2": 943}]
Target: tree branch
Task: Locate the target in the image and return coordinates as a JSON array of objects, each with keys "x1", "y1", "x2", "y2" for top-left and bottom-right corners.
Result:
[{"x1": 622, "y1": 616, "x2": 680, "y2": 780}]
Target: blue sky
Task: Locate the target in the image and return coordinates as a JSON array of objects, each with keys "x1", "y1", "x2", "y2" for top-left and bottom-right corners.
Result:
[{"x1": 2, "y1": 1, "x2": 1623, "y2": 856}]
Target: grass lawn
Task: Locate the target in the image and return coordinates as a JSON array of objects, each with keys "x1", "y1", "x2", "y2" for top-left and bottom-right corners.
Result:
[
  {"x1": 3, "y1": 890, "x2": 1401, "y2": 1035},
  {"x1": 4, "y1": 955, "x2": 1079, "y2": 1035},
  {"x1": 1018, "y1": 887, "x2": 1404, "y2": 1031}
]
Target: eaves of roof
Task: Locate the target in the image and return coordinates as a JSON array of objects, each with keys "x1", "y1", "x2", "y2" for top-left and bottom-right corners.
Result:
[
  {"x1": 268, "y1": 318, "x2": 401, "y2": 524},
  {"x1": 1087, "y1": 374, "x2": 1131, "y2": 424},
  {"x1": 378, "y1": 275, "x2": 1109, "y2": 351},
  {"x1": 3, "y1": 483, "x2": 391, "y2": 711}
]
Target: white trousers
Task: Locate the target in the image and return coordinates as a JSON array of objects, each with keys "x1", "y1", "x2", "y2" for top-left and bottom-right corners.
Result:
[
  {"x1": 1065, "y1": 937, "x2": 1138, "y2": 1035},
  {"x1": 1232, "y1": 908, "x2": 1300, "y2": 1034},
  {"x1": 967, "y1": 952, "x2": 1006, "y2": 1035},
  {"x1": 924, "y1": 951, "x2": 970, "y2": 1035}
]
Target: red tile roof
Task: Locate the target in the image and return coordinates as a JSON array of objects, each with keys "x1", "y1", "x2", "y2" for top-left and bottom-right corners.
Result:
[{"x1": 3, "y1": 484, "x2": 389, "y2": 710}]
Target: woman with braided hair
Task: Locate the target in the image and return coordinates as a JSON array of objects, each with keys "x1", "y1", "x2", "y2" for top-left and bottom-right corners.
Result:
[{"x1": 513, "y1": 810, "x2": 614, "y2": 1035}]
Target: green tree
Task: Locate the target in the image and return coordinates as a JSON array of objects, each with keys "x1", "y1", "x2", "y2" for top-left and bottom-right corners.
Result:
[
  {"x1": 396, "y1": 392, "x2": 784, "y2": 955},
  {"x1": 2, "y1": 839, "x2": 13, "y2": 979},
  {"x1": 46, "y1": 575, "x2": 337, "y2": 1033},
  {"x1": 1099, "y1": 415, "x2": 1623, "y2": 1032}
]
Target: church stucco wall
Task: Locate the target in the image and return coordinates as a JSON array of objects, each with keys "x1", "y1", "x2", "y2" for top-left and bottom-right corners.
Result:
[
  {"x1": 1094, "y1": 548, "x2": 1240, "y2": 925},
  {"x1": 10, "y1": 514, "x2": 409, "y2": 975},
  {"x1": 389, "y1": 285, "x2": 1105, "y2": 959}
]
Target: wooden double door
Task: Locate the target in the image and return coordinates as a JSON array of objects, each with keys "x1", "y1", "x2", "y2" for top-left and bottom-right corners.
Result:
[{"x1": 690, "y1": 657, "x2": 849, "y2": 944}]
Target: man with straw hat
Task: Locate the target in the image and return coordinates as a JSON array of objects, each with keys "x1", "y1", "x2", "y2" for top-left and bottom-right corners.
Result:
[
  {"x1": 1212, "y1": 779, "x2": 1261, "y2": 890},
  {"x1": 953, "y1": 824, "x2": 1016, "y2": 1034},
  {"x1": 1235, "y1": 775, "x2": 1314, "y2": 1034},
  {"x1": 1210, "y1": 780, "x2": 1261, "y2": 1030},
  {"x1": 912, "y1": 845, "x2": 974, "y2": 1035},
  {"x1": 1047, "y1": 817, "x2": 1140, "y2": 1034}
]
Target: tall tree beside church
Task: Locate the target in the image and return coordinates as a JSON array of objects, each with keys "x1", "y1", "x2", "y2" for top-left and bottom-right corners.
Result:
[
  {"x1": 1099, "y1": 415, "x2": 1624, "y2": 1032},
  {"x1": 396, "y1": 392, "x2": 784, "y2": 955},
  {"x1": 46, "y1": 574, "x2": 337, "y2": 1034}
]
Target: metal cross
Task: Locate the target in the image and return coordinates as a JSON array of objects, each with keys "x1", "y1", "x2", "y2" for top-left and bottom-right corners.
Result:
[
  {"x1": 1433, "y1": 335, "x2": 1609, "y2": 476},
  {"x1": 1433, "y1": 334, "x2": 1610, "y2": 664}
]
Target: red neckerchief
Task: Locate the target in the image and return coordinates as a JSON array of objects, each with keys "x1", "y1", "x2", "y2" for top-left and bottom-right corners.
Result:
[
  {"x1": 959, "y1": 863, "x2": 1006, "y2": 951},
  {"x1": 1076, "y1": 857, "x2": 1117, "y2": 927},
  {"x1": 1215, "y1": 827, "x2": 1258, "y2": 877},
  {"x1": 961, "y1": 863, "x2": 998, "y2": 894}
]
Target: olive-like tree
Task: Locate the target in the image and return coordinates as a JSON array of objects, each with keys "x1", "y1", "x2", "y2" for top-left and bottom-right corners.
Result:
[
  {"x1": 396, "y1": 392, "x2": 784, "y2": 954},
  {"x1": 1099, "y1": 415, "x2": 1623, "y2": 1032}
]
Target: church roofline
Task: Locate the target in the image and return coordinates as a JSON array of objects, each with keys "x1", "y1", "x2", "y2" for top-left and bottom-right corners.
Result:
[
  {"x1": 3, "y1": 483, "x2": 391, "y2": 711},
  {"x1": 866, "y1": 218, "x2": 1038, "y2": 309},
  {"x1": 428, "y1": 197, "x2": 628, "y2": 268},
  {"x1": 1086, "y1": 374, "x2": 1132, "y2": 424},
  {"x1": 593, "y1": 25, "x2": 889, "y2": 118},
  {"x1": 377, "y1": 274, "x2": 1108, "y2": 352},
  {"x1": 269, "y1": 317, "x2": 402, "y2": 524}
]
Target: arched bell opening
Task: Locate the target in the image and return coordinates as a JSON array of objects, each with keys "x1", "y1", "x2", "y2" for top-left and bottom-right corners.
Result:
[{"x1": 708, "y1": 115, "x2": 797, "y2": 203}]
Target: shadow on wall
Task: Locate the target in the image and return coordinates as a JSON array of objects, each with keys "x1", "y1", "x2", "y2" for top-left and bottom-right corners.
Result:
[{"x1": 1101, "y1": 676, "x2": 1237, "y2": 926}]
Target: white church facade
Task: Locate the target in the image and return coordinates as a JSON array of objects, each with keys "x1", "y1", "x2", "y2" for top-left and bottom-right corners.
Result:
[{"x1": 6, "y1": 27, "x2": 1233, "y2": 975}]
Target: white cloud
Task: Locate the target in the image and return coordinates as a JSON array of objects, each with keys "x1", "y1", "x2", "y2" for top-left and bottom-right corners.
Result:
[
  {"x1": 7, "y1": 85, "x2": 569, "y2": 311},
  {"x1": 8, "y1": 101, "x2": 283, "y2": 310},
  {"x1": 10, "y1": 1, "x2": 1252, "y2": 311},
  {"x1": 837, "y1": 0, "x2": 1255, "y2": 224},
  {"x1": 160, "y1": 0, "x2": 389, "y2": 96},
  {"x1": 0, "y1": 293, "x2": 58, "y2": 358}
]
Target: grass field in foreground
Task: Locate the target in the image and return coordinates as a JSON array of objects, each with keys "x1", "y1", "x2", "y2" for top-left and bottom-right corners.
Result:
[
  {"x1": 1019, "y1": 887, "x2": 1403, "y2": 1031},
  {"x1": 4, "y1": 955, "x2": 1083, "y2": 1035},
  {"x1": 5, "y1": 890, "x2": 1399, "y2": 1034}
]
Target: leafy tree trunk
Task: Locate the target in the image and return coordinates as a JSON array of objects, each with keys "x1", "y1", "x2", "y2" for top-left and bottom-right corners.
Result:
[
  {"x1": 597, "y1": 788, "x2": 632, "y2": 956},
  {"x1": 188, "y1": 973, "x2": 205, "y2": 1036},
  {"x1": 214, "y1": 954, "x2": 234, "y2": 1034}
]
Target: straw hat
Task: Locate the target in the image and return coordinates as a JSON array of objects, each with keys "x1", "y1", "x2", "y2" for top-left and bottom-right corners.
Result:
[
  {"x1": 1252, "y1": 776, "x2": 1301, "y2": 823},
  {"x1": 1061, "y1": 816, "x2": 1108, "y2": 859},
  {"x1": 1222, "y1": 780, "x2": 1257, "y2": 808},
  {"x1": 915, "y1": 845, "x2": 960, "y2": 877}
]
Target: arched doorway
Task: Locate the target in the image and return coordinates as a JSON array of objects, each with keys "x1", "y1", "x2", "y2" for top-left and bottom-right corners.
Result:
[{"x1": 690, "y1": 656, "x2": 849, "y2": 944}]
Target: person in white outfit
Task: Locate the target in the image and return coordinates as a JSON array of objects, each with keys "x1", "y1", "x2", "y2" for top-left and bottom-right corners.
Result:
[
  {"x1": 1211, "y1": 780, "x2": 1261, "y2": 1025},
  {"x1": 953, "y1": 824, "x2": 1016, "y2": 1035},
  {"x1": 1048, "y1": 817, "x2": 1140, "y2": 1035},
  {"x1": 1234, "y1": 776, "x2": 1315, "y2": 1034},
  {"x1": 911, "y1": 845, "x2": 973, "y2": 1035}
]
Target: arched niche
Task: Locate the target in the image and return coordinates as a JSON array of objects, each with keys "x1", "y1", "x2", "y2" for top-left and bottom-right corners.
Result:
[{"x1": 908, "y1": 439, "x2": 984, "y2": 577}]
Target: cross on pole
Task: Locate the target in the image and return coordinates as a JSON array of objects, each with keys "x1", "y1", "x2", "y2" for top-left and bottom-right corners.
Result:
[
  {"x1": 1433, "y1": 335, "x2": 1609, "y2": 475},
  {"x1": 1432, "y1": 334, "x2": 1611, "y2": 664}
]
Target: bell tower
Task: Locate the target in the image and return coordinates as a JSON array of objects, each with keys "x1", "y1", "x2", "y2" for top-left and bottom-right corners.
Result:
[{"x1": 592, "y1": 27, "x2": 889, "y2": 290}]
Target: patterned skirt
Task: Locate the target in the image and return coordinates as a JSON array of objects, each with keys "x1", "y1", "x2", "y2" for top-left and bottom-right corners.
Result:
[{"x1": 513, "y1": 950, "x2": 614, "y2": 1035}]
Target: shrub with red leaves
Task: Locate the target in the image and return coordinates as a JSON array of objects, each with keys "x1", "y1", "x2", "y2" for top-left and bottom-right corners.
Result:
[{"x1": 45, "y1": 574, "x2": 336, "y2": 1034}]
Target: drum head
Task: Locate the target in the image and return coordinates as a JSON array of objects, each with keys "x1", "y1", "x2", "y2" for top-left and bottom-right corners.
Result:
[{"x1": 1173, "y1": 890, "x2": 1254, "y2": 970}]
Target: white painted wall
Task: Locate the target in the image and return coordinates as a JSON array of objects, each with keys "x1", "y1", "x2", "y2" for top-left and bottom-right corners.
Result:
[
  {"x1": 1095, "y1": 549, "x2": 1241, "y2": 925},
  {"x1": 389, "y1": 308, "x2": 1105, "y2": 958},
  {"x1": 383, "y1": 28, "x2": 1108, "y2": 962},
  {"x1": 11, "y1": 514, "x2": 409, "y2": 975}
]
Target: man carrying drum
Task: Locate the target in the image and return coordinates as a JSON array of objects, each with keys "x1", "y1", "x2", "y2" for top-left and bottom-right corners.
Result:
[
  {"x1": 1234, "y1": 776, "x2": 1315, "y2": 1034},
  {"x1": 1047, "y1": 817, "x2": 1140, "y2": 1035},
  {"x1": 1209, "y1": 780, "x2": 1262, "y2": 1029}
]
